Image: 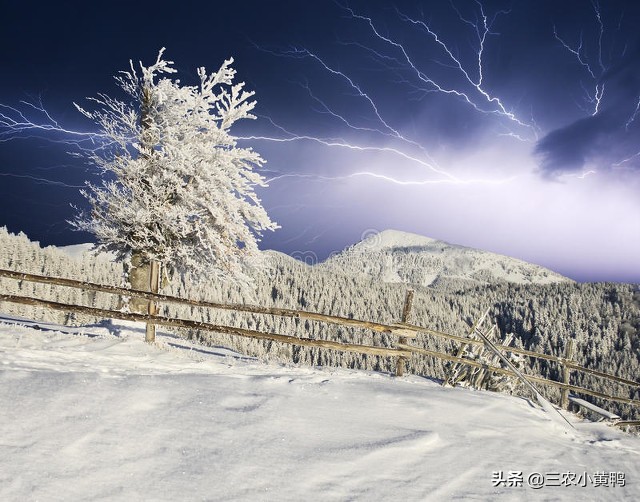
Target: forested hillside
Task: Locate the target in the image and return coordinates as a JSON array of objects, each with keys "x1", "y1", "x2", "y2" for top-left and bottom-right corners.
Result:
[
  {"x1": 321, "y1": 229, "x2": 572, "y2": 288},
  {"x1": 1, "y1": 227, "x2": 638, "y2": 418}
]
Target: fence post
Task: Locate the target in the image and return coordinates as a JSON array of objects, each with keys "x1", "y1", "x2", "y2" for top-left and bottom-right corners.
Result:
[
  {"x1": 443, "y1": 309, "x2": 490, "y2": 387},
  {"x1": 145, "y1": 260, "x2": 160, "y2": 343},
  {"x1": 560, "y1": 339, "x2": 574, "y2": 410},
  {"x1": 395, "y1": 289, "x2": 414, "y2": 377}
]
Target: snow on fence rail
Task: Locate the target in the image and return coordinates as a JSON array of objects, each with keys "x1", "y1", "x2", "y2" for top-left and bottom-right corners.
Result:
[{"x1": 0, "y1": 268, "x2": 639, "y2": 417}]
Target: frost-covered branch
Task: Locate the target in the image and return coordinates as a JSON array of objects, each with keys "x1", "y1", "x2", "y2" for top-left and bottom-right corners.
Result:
[{"x1": 72, "y1": 50, "x2": 278, "y2": 282}]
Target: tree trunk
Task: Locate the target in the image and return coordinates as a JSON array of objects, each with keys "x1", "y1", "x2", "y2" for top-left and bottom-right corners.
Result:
[
  {"x1": 129, "y1": 251, "x2": 150, "y2": 314},
  {"x1": 139, "y1": 83, "x2": 159, "y2": 343}
]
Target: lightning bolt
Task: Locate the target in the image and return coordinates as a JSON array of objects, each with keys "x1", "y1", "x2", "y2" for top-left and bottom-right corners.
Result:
[
  {"x1": 272, "y1": 46, "x2": 402, "y2": 138},
  {"x1": 554, "y1": 23, "x2": 607, "y2": 118},
  {"x1": 0, "y1": 172, "x2": 85, "y2": 189},
  {"x1": 248, "y1": 1, "x2": 541, "y2": 189},
  {"x1": 560, "y1": 169, "x2": 598, "y2": 180},
  {"x1": 0, "y1": 99, "x2": 113, "y2": 192},
  {"x1": 392, "y1": 4, "x2": 535, "y2": 135},
  {"x1": 294, "y1": 78, "x2": 400, "y2": 139},
  {"x1": 3, "y1": 1, "x2": 539, "y2": 199},
  {"x1": 241, "y1": 116, "x2": 459, "y2": 183},
  {"x1": 553, "y1": 0, "x2": 614, "y2": 117},
  {"x1": 592, "y1": 0, "x2": 606, "y2": 73},
  {"x1": 261, "y1": 169, "x2": 515, "y2": 187},
  {"x1": 253, "y1": 45, "x2": 447, "y2": 172},
  {"x1": 0, "y1": 99, "x2": 109, "y2": 150},
  {"x1": 553, "y1": 0, "x2": 640, "y2": 169},
  {"x1": 613, "y1": 152, "x2": 640, "y2": 169},
  {"x1": 337, "y1": 2, "x2": 536, "y2": 137},
  {"x1": 626, "y1": 96, "x2": 640, "y2": 130}
]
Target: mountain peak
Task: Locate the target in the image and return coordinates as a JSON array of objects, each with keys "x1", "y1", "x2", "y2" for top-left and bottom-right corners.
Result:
[
  {"x1": 323, "y1": 229, "x2": 571, "y2": 288},
  {"x1": 354, "y1": 229, "x2": 443, "y2": 251}
]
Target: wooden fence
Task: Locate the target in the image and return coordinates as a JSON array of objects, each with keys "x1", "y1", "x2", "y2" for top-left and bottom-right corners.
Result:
[{"x1": 1, "y1": 267, "x2": 639, "y2": 425}]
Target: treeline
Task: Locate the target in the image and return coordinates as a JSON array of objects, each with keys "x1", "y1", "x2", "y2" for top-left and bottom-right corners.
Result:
[
  {"x1": 0, "y1": 228, "x2": 123, "y2": 324},
  {"x1": 0, "y1": 227, "x2": 638, "y2": 418}
]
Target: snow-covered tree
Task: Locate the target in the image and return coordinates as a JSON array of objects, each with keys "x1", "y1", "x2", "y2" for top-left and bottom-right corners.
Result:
[{"x1": 72, "y1": 49, "x2": 278, "y2": 287}]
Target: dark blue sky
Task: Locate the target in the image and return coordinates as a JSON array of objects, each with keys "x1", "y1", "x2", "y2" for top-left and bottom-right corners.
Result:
[{"x1": 1, "y1": 0, "x2": 639, "y2": 282}]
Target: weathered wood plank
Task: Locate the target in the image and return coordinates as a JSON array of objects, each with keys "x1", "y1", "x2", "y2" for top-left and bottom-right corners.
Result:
[
  {"x1": 0, "y1": 269, "x2": 401, "y2": 335},
  {"x1": 1, "y1": 268, "x2": 639, "y2": 389},
  {"x1": 568, "y1": 395, "x2": 620, "y2": 420},
  {"x1": 395, "y1": 290, "x2": 414, "y2": 377},
  {"x1": 397, "y1": 342, "x2": 640, "y2": 407},
  {"x1": 0, "y1": 294, "x2": 411, "y2": 359},
  {"x1": 561, "y1": 340, "x2": 574, "y2": 410},
  {"x1": 390, "y1": 328, "x2": 418, "y2": 339},
  {"x1": 613, "y1": 420, "x2": 640, "y2": 427}
]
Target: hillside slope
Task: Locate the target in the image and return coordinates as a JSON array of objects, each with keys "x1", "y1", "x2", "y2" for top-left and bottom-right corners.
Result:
[
  {"x1": 320, "y1": 229, "x2": 571, "y2": 288},
  {"x1": 1, "y1": 318, "x2": 639, "y2": 501},
  {"x1": 1, "y1": 226, "x2": 638, "y2": 421}
]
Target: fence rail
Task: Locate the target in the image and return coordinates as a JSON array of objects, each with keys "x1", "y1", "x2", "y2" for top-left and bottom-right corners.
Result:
[
  {"x1": 399, "y1": 343, "x2": 637, "y2": 406},
  {"x1": 1, "y1": 267, "x2": 638, "y2": 420},
  {"x1": 0, "y1": 293, "x2": 408, "y2": 358}
]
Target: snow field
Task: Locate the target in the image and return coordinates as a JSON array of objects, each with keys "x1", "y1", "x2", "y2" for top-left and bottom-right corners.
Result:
[{"x1": 1, "y1": 317, "x2": 639, "y2": 501}]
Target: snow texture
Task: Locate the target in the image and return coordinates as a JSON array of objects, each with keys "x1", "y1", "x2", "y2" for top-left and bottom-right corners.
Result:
[{"x1": 1, "y1": 317, "x2": 638, "y2": 501}]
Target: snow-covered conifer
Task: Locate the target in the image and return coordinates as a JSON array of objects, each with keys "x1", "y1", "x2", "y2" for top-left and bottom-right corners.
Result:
[{"x1": 72, "y1": 49, "x2": 278, "y2": 283}]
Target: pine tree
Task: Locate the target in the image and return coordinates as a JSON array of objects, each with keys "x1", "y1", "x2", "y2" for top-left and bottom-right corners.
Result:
[{"x1": 72, "y1": 49, "x2": 278, "y2": 339}]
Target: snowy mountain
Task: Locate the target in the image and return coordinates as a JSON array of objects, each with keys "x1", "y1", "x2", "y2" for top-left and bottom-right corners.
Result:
[
  {"x1": 43, "y1": 230, "x2": 572, "y2": 290},
  {"x1": 320, "y1": 229, "x2": 571, "y2": 288}
]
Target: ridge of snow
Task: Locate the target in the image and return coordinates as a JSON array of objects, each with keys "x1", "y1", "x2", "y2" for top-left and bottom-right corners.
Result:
[
  {"x1": 354, "y1": 229, "x2": 444, "y2": 251},
  {"x1": 58, "y1": 243, "x2": 121, "y2": 262},
  {"x1": 58, "y1": 243, "x2": 97, "y2": 259}
]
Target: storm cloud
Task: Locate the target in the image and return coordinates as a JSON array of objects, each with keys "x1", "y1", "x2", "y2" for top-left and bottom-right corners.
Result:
[{"x1": 536, "y1": 39, "x2": 640, "y2": 176}]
